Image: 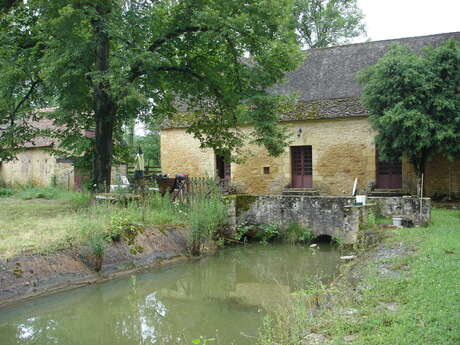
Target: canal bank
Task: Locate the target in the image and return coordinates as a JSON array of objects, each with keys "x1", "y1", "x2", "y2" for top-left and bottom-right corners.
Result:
[
  {"x1": 0, "y1": 226, "x2": 191, "y2": 309},
  {"x1": 259, "y1": 208, "x2": 460, "y2": 345}
]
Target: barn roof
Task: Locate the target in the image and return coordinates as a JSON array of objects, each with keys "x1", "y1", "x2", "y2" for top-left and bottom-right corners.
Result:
[
  {"x1": 270, "y1": 31, "x2": 460, "y2": 102},
  {"x1": 162, "y1": 31, "x2": 460, "y2": 129}
]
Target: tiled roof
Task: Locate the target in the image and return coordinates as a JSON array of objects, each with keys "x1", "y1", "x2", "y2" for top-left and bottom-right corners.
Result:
[
  {"x1": 162, "y1": 31, "x2": 460, "y2": 129},
  {"x1": 279, "y1": 97, "x2": 367, "y2": 121},
  {"x1": 270, "y1": 31, "x2": 460, "y2": 102}
]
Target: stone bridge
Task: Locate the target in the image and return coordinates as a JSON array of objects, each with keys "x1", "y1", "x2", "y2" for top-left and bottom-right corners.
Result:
[{"x1": 226, "y1": 195, "x2": 431, "y2": 244}]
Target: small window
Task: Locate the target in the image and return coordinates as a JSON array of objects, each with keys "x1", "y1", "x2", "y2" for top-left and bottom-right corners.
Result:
[{"x1": 263, "y1": 166, "x2": 270, "y2": 175}]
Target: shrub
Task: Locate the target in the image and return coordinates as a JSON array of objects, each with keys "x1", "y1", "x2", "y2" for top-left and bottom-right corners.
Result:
[
  {"x1": 109, "y1": 209, "x2": 145, "y2": 254},
  {"x1": 16, "y1": 186, "x2": 60, "y2": 200},
  {"x1": 284, "y1": 221, "x2": 314, "y2": 244},
  {"x1": 79, "y1": 219, "x2": 110, "y2": 271},
  {"x1": 259, "y1": 223, "x2": 280, "y2": 244},
  {"x1": 188, "y1": 196, "x2": 227, "y2": 256},
  {"x1": 0, "y1": 187, "x2": 14, "y2": 197}
]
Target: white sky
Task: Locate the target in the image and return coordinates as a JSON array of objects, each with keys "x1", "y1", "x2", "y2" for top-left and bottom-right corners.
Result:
[{"x1": 355, "y1": 0, "x2": 460, "y2": 42}]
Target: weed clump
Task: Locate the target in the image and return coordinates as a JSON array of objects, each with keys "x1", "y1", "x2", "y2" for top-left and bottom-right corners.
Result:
[{"x1": 188, "y1": 195, "x2": 227, "y2": 256}]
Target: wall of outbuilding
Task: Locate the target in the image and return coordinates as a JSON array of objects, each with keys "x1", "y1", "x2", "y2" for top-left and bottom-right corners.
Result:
[{"x1": 160, "y1": 118, "x2": 460, "y2": 199}]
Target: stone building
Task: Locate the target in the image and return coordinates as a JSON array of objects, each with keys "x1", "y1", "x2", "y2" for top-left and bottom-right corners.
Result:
[
  {"x1": 0, "y1": 109, "x2": 127, "y2": 190},
  {"x1": 161, "y1": 32, "x2": 460, "y2": 198}
]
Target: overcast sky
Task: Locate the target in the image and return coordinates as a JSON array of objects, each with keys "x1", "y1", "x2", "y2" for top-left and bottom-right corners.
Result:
[{"x1": 356, "y1": 0, "x2": 460, "y2": 42}]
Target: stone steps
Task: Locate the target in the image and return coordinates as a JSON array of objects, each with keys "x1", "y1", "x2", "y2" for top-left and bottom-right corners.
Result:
[
  {"x1": 282, "y1": 188, "x2": 320, "y2": 196},
  {"x1": 369, "y1": 189, "x2": 403, "y2": 197}
]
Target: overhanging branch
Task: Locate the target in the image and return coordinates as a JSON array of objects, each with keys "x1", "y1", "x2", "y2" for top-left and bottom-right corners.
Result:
[
  {"x1": 8, "y1": 77, "x2": 41, "y2": 125},
  {"x1": 148, "y1": 26, "x2": 209, "y2": 52}
]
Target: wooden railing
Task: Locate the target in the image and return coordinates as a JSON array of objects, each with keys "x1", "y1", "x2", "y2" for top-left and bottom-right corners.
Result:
[
  {"x1": 127, "y1": 165, "x2": 161, "y2": 177},
  {"x1": 153, "y1": 176, "x2": 232, "y2": 202}
]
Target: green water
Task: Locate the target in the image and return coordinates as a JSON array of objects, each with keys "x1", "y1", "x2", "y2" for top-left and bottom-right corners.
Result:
[{"x1": 0, "y1": 243, "x2": 340, "y2": 345}]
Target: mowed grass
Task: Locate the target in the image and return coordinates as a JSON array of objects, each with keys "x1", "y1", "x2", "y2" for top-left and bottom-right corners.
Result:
[
  {"x1": 0, "y1": 198, "x2": 86, "y2": 258},
  {"x1": 0, "y1": 186, "x2": 223, "y2": 259},
  {"x1": 259, "y1": 208, "x2": 460, "y2": 345}
]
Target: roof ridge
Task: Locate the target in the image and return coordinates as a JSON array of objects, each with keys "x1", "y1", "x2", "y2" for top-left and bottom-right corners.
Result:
[{"x1": 301, "y1": 31, "x2": 460, "y2": 53}]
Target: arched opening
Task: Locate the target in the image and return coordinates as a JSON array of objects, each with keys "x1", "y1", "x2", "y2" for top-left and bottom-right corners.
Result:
[{"x1": 312, "y1": 234, "x2": 333, "y2": 244}]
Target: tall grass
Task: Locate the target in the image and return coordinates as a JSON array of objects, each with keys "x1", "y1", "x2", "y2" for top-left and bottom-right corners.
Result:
[
  {"x1": 257, "y1": 209, "x2": 460, "y2": 345},
  {"x1": 0, "y1": 185, "x2": 229, "y2": 259},
  {"x1": 188, "y1": 195, "x2": 227, "y2": 255}
]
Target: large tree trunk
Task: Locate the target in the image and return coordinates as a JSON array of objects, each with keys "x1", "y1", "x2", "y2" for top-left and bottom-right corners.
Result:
[
  {"x1": 93, "y1": 102, "x2": 115, "y2": 192},
  {"x1": 92, "y1": 2, "x2": 115, "y2": 192}
]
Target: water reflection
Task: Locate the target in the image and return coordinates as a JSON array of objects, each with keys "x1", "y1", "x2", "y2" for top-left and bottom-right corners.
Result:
[{"x1": 0, "y1": 243, "x2": 340, "y2": 345}]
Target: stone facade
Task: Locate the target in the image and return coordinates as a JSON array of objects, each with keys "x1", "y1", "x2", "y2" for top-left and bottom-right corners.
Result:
[
  {"x1": 0, "y1": 148, "x2": 127, "y2": 190},
  {"x1": 161, "y1": 118, "x2": 460, "y2": 198},
  {"x1": 0, "y1": 148, "x2": 73, "y2": 187},
  {"x1": 161, "y1": 117, "x2": 376, "y2": 195},
  {"x1": 160, "y1": 32, "x2": 460, "y2": 199}
]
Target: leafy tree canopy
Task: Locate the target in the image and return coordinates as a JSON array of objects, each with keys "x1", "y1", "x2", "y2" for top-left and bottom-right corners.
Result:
[
  {"x1": 293, "y1": 0, "x2": 366, "y2": 48},
  {"x1": 0, "y1": 0, "x2": 302, "y2": 189},
  {"x1": 135, "y1": 132, "x2": 160, "y2": 166},
  {"x1": 359, "y1": 39, "x2": 460, "y2": 179}
]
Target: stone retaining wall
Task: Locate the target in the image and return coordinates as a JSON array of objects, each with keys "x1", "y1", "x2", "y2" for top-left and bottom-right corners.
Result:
[{"x1": 230, "y1": 195, "x2": 431, "y2": 244}]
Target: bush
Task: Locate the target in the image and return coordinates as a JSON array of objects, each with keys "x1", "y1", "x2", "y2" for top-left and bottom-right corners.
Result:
[
  {"x1": 188, "y1": 196, "x2": 227, "y2": 256},
  {"x1": 0, "y1": 187, "x2": 14, "y2": 197},
  {"x1": 16, "y1": 186, "x2": 60, "y2": 200},
  {"x1": 284, "y1": 221, "x2": 314, "y2": 244},
  {"x1": 259, "y1": 223, "x2": 280, "y2": 244},
  {"x1": 79, "y1": 219, "x2": 110, "y2": 271}
]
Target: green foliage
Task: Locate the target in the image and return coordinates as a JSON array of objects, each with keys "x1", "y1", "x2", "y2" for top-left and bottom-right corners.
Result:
[
  {"x1": 234, "y1": 222, "x2": 254, "y2": 242},
  {"x1": 293, "y1": 0, "x2": 366, "y2": 48},
  {"x1": 191, "y1": 337, "x2": 216, "y2": 345},
  {"x1": 0, "y1": 187, "x2": 14, "y2": 197},
  {"x1": 359, "y1": 39, "x2": 460, "y2": 177},
  {"x1": 367, "y1": 212, "x2": 376, "y2": 227},
  {"x1": 259, "y1": 223, "x2": 280, "y2": 244},
  {"x1": 284, "y1": 221, "x2": 314, "y2": 244},
  {"x1": 109, "y1": 208, "x2": 145, "y2": 254},
  {"x1": 16, "y1": 186, "x2": 60, "y2": 200},
  {"x1": 134, "y1": 132, "x2": 160, "y2": 166},
  {"x1": 0, "y1": 0, "x2": 302, "y2": 186},
  {"x1": 9, "y1": 185, "x2": 92, "y2": 208},
  {"x1": 259, "y1": 209, "x2": 460, "y2": 345},
  {"x1": 188, "y1": 196, "x2": 227, "y2": 256}
]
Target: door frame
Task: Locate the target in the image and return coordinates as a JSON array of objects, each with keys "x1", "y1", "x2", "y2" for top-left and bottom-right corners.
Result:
[
  {"x1": 291, "y1": 145, "x2": 313, "y2": 188},
  {"x1": 375, "y1": 151, "x2": 402, "y2": 189}
]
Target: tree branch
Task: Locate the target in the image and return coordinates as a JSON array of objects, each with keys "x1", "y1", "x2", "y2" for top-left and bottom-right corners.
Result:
[
  {"x1": 154, "y1": 65, "x2": 228, "y2": 109},
  {"x1": 9, "y1": 77, "x2": 41, "y2": 125},
  {"x1": 148, "y1": 26, "x2": 209, "y2": 52}
]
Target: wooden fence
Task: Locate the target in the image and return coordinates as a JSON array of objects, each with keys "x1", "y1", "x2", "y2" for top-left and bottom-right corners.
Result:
[
  {"x1": 152, "y1": 176, "x2": 230, "y2": 203},
  {"x1": 127, "y1": 165, "x2": 161, "y2": 177}
]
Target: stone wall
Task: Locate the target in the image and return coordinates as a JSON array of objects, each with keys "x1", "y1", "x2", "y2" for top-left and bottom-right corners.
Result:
[
  {"x1": 160, "y1": 128, "x2": 215, "y2": 178},
  {"x1": 403, "y1": 154, "x2": 460, "y2": 199},
  {"x1": 0, "y1": 148, "x2": 127, "y2": 190},
  {"x1": 160, "y1": 118, "x2": 460, "y2": 198},
  {"x1": 231, "y1": 195, "x2": 431, "y2": 244},
  {"x1": 0, "y1": 148, "x2": 73, "y2": 187},
  {"x1": 161, "y1": 117, "x2": 377, "y2": 195}
]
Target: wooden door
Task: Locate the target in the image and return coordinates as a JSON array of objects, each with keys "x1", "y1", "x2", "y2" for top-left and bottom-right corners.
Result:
[
  {"x1": 216, "y1": 155, "x2": 231, "y2": 181},
  {"x1": 291, "y1": 146, "x2": 312, "y2": 188},
  {"x1": 376, "y1": 153, "x2": 402, "y2": 189}
]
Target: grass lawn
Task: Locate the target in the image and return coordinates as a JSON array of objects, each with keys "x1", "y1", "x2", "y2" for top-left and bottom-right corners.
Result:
[
  {"x1": 0, "y1": 197, "x2": 88, "y2": 258},
  {"x1": 260, "y1": 208, "x2": 460, "y2": 345},
  {"x1": 0, "y1": 186, "x2": 226, "y2": 259}
]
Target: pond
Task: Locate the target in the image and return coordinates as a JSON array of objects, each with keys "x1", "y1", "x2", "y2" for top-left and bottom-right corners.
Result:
[{"x1": 0, "y1": 243, "x2": 341, "y2": 345}]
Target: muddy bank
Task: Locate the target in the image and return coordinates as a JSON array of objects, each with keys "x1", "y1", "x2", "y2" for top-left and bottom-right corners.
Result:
[
  {"x1": 299, "y1": 241, "x2": 415, "y2": 345},
  {"x1": 0, "y1": 226, "x2": 190, "y2": 309}
]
